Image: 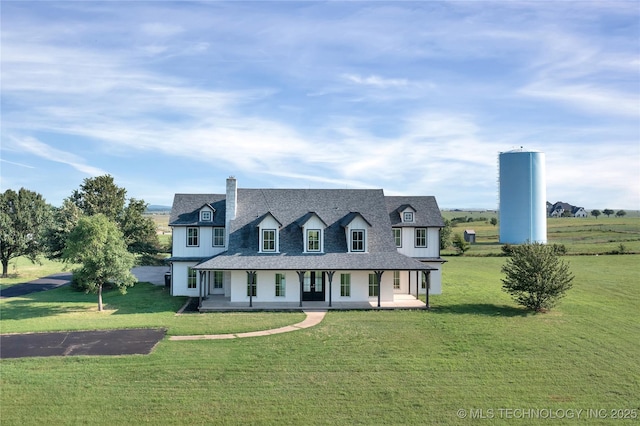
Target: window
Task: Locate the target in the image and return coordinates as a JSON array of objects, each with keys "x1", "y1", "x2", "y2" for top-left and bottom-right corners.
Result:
[
  {"x1": 368, "y1": 273, "x2": 379, "y2": 297},
  {"x1": 393, "y1": 228, "x2": 402, "y2": 247},
  {"x1": 340, "y1": 273, "x2": 351, "y2": 297},
  {"x1": 201, "y1": 210, "x2": 212, "y2": 221},
  {"x1": 275, "y1": 273, "x2": 286, "y2": 297},
  {"x1": 262, "y1": 229, "x2": 276, "y2": 252},
  {"x1": 247, "y1": 273, "x2": 257, "y2": 297},
  {"x1": 187, "y1": 268, "x2": 197, "y2": 289},
  {"x1": 393, "y1": 271, "x2": 400, "y2": 289},
  {"x1": 403, "y1": 211, "x2": 414, "y2": 222},
  {"x1": 213, "y1": 271, "x2": 224, "y2": 289},
  {"x1": 213, "y1": 227, "x2": 225, "y2": 247},
  {"x1": 351, "y1": 229, "x2": 365, "y2": 252},
  {"x1": 307, "y1": 229, "x2": 320, "y2": 252},
  {"x1": 415, "y1": 228, "x2": 427, "y2": 247},
  {"x1": 187, "y1": 227, "x2": 199, "y2": 247}
]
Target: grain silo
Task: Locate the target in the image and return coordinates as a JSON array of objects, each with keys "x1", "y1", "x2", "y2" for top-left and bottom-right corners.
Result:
[{"x1": 499, "y1": 148, "x2": 547, "y2": 244}]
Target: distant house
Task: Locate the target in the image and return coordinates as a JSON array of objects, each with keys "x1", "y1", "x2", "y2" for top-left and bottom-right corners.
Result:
[
  {"x1": 548, "y1": 201, "x2": 587, "y2": 218},
  {"x1": 167, "y1": 178, "x2": 446, "y2": 310},
  {"x1": 463, "y1": 229, "x2": 476, "y2": 243}
]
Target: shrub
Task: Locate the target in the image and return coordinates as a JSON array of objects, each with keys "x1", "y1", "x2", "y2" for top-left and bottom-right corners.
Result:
[{"x1": 501, "y1": 242, "x2": 574, "y2": 312}]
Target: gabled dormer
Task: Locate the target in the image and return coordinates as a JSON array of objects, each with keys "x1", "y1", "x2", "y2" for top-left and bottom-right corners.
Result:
[
  {"x1": 398, "y1": 205, "x2": 416, "y2": 223},
  {"x1": 340, "y1": 212, "x2": 372, "y2": 253},
  {"x1": 257, "y1": 212, "x2": 282, "y2": 253},
  {"x1": 298, "y1": 212, "x2": 328, "y2": 253},
  {"x1": 199, "y1": 204, "x2": 216, "y2": 223}
]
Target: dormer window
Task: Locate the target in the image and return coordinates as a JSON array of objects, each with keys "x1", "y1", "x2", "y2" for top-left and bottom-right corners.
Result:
[
  {"x1": 300, "y1": 212, "x2": 327, "y2": 254},
  {"x1": 403, "y1": 211, "x2": 414, "y2": 222},
  {"x1": 201, "y1": 210, "x2": 212, "y2": 221},
  {"x1": 262, "y1": 229, "x2": 276, "y2": 252},
  {"x1": 257, "y1": 212, "x2": 281, "y2": 253},
  {"x1": 307, "y1": 230, "x2": 321, "y2": 252},
  {"x1": 351, "y1": 229, "x2": 365, "y2": 252}
]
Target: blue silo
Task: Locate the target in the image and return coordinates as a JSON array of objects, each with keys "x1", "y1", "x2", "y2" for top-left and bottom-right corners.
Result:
[{"x1": 499, "y1": 149, "x2": 547, "y2": 244}]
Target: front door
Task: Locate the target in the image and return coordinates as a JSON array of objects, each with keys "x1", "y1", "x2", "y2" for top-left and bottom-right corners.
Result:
[
  {"x1": 302, "y1": 271, "x2": 325, "y2": 301},
  {"x1": 209, "y1": 271, "x2": 225, "y2": 295}
]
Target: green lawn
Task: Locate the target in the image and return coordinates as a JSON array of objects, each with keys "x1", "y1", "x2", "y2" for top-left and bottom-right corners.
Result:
[{"x1": 1, "y1": 255, "x2": 638, "y2": 424}]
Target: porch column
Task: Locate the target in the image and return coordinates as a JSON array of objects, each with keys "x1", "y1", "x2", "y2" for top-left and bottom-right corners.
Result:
[
  {"x1": 374, "y1": 270, "x2": 384, "y2": 308},
  {"x1": 296, "y1": 271, "x2": 306, "y2": 307},
  {"x1": 246, "y1": 271, "x2": 256, "y2": 308},
  {"x1": 326, "y1": 271, "x2": 335, "y2": 307},
  {"x1": 198, "y1": 271, "x2": 205, "y2": 308},
  {"x1": 424, "y1": 270, "x2": 431, "y2": 310},
  {"x1": 416, "y1": 270, "x2": 419, "y2": 298}
]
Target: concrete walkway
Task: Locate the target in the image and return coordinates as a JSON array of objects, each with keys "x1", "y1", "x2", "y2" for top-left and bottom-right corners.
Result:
[{"x1": 169, "y1": 310, "x2": 327, "y2": 341}]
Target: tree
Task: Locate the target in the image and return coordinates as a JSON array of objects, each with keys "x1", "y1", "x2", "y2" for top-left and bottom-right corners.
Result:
[
  {"x1": 591, "y1": 209, "x2": 601, "y2": 219},
  {"x1": 501, "y1": 242, "x2": 574, "y2": 312},
  {"x1": 63, "y1": 214, "x2": 136, "y2": 311},
  {"x1": 68, "y1": 175, "x2": 160, "y2": 257},
  {"x1": 70, "y1": 175, "x2": 126, "y2": 221},
  {"x1": 439, "y1": 217, "x2": 452, "y2": 250},
  {"x1": 616, "y1": 210, "x2": 626, "y2": 218},
  {"x1": 603, "y1": 209, "x2": 614, "y2": 218},
  {"x1": 44, "y1": 199, "x2": 83, "y2": 260},
  {"x1": 452, "y1": 233, "x2": 470, "y2": 255},
  {"x1": 0, "y1": 189, "x2": 52, "y2": 277},
  {"x1": 490, "y1": 217, "x2": 498, "y2": 226}
]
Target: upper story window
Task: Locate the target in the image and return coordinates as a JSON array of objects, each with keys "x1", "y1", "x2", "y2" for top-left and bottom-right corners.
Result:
[
  {"x1": 187, "y1": 227, "x2": 199, "y2": 247},
  {"x1": 393, "y1": 228, "x2": 402, "y2": 247},
  {"x1": 403, "y1": 211, "x2": 414, "y2": 222},
  {"x1": 201, "y1": 210, "x2": 212, "y2": 222},
  {"x1": 351, "y1": 229, "x2": 365, "y2": 252},
  {"x1": 213, "y1": 227, "x2": 225, "y2": 247},
  {"x1": 415, "y1": 228, "x2": 427, "y2": 248},
  {"x1": 307, "y1": 229, "x2": 321, "y2": 252},
  {"x1": 262, "y1": 229, "x2": 276, "y2": 252}
]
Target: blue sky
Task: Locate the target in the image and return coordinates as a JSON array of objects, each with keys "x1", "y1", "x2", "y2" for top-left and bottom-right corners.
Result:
[{"x1": 1, "y1": 1, "x2": 638, "y2": 210}]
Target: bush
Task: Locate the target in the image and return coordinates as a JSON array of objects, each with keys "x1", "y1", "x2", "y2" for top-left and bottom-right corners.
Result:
[{"x1": 501, "y1": 242, "x2": 574, "y2": 312}]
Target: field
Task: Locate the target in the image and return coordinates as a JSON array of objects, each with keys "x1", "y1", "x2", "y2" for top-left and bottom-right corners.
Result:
[
  {"x1": 442, "y1": 211, "x2": 640, "y2": 256},
  {"x1": 1, "y1": 254, "x2": 638, "y2": 425}
]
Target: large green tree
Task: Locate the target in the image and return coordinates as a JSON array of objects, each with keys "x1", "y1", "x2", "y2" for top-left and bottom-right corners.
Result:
[
  {"x1": 68, "y1": 175, "x2": 160, "y2": 257},
  {"x1": 44, "y1": 199, "x2": 83, "y2": 260},
  {"x1": 603, "y1": 209, "x2": 614, "y2": 218},
  {"x1": 63, "y1": 214, "x2": 136, "y2": 311},
  {"x1": 0, "y1": 188, "x2": 52, "y2": 277},
  {"x1": 591, "y1": 209, "x2": 601, "y2": 219},
  {"x1": 501, "y1": 242, "x2": 574, "y2": 312}
]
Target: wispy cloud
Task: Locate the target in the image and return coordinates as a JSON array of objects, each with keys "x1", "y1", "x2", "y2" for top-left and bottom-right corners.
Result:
[
  {"x1": 9, "y1": 137, "x2": 107, "y2": 176},
  {"x1": 343, "y1": 74, "x2": 409, "y2": 89}
]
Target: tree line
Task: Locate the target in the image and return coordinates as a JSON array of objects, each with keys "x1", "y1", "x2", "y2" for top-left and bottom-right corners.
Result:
[
  {"x1": 1, "y1": 176, "x2": 161, "y2": 309},
  {"x1": 590, "y1": 209, "x2": 626, "y2": 219}
]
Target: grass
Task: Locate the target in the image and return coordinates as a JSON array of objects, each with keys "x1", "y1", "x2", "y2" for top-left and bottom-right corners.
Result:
[
  {"x1": 1, "y1": 255, "x2": 638, "y2": 425},
  {"x1": 443, "y1": 214, "x2": 640, "y2": 256}
]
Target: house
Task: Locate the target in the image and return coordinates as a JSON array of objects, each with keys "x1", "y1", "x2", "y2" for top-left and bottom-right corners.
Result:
[
  {"x1": 548, "y1": 201, "x2": 587, "y2": 218},
  {"x1": 463, "y1": 229, "x2": 476, "y2": 243},
  {"x1": 167, "y1": 177, "x2": 446, "y2": 310}
]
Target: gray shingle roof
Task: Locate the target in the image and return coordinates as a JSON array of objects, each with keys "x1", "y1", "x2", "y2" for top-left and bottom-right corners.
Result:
[
  {"x1": 169, "y1": 194, "x2": 226, "y2": 226},
  {"x1": 171, "y1": 188, "x2": 442, "y2": 271},
  {"x1": 385, "y1": 196, "x2": 444, "y2": 228}
]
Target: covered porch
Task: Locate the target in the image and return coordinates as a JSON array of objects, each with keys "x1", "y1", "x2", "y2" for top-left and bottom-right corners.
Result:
[{"x1": 198, "y1": 293, "x2": 426, "y2": 312}]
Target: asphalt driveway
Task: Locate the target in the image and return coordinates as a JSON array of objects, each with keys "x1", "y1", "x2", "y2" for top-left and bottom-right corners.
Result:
[
  {"x1": 0, "y1": 328, "x2": 166, "y2": 359},
  {"x1": 0, "y1": 273, "x2": 72, "y2": 298}
]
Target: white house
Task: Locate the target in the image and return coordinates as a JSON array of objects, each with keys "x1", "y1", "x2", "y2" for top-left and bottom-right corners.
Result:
[{"x1": 167, "y1": 178, "x2": 445, "y2": 310}]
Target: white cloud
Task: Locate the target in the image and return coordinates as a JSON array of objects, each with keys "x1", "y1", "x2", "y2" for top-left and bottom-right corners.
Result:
[
  {"x1": 343, "y1": 74, "x2": 409, "y2": 88},
  {"x1": 9, "y1": 136, "x2": 107, "y2": 176}
]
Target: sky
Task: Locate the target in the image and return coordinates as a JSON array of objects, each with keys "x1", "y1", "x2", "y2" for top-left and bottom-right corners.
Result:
[{"x1": 1, "y1": 1, "x2": 639, "y2": 210}]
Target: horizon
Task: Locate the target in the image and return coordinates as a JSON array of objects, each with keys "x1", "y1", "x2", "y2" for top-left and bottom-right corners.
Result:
[{"x1": 1, "y1": 2, "x2": 638, "y2": 210}]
